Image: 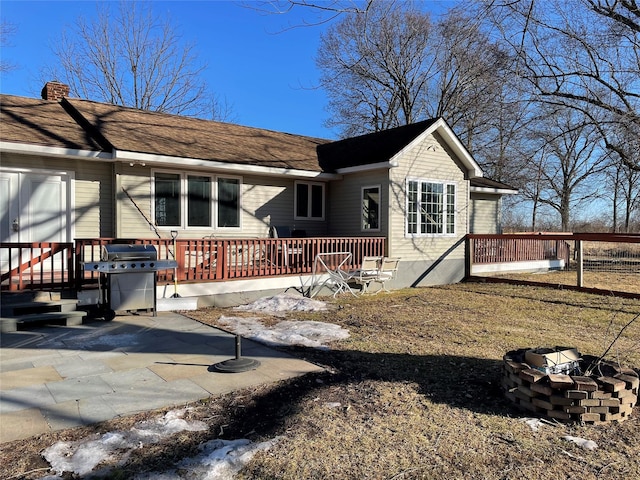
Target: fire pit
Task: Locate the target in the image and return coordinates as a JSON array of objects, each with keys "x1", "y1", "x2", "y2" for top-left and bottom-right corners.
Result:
[{"x1": 502, "y1": 347, "x2": 639, "y2": 424}]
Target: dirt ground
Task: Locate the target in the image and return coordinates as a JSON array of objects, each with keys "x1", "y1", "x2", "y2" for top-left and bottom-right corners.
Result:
[{"x1": 1, "y1": 282, "x2": 639, "y2": 479}]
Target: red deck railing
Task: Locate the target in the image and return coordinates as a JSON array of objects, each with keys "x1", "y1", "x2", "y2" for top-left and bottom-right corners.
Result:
[
  {"x1": 467, "y1": 234, "x2": 572, "y2": 266},
  {"x1": 1, "y1": 237, "x2": 385, "y2": 292},
  {"x1": 73, "y1": 236, "x2": 386, "y2": 291},
  {"x1": 0, "y1": 242, "x2": 74, "y2": 291}
]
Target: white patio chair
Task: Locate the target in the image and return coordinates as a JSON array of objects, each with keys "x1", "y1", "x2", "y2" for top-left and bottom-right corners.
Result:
[
  {"x1": 351, "y1": 256, "x2": 383, "y2": 295},
  {"x1": 310, "y1": 252, "x2": 358, "y2": 298},
  {"x1": 371, "y1": 257, "x2": 400, "y2": 294}
]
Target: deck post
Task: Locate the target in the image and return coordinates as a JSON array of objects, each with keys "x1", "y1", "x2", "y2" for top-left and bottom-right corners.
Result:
[
  {"x1": 464, "y1": 235, "x2": 472, "y2": 278},
  {"x1": 576, "y1": 240, "x2": 584, "y2": 287}
]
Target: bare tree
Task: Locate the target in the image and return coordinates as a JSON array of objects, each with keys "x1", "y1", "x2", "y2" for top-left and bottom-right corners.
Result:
[
  {"x1": 243, "y1": 1, "x2": 373, "y2": 27},
  {"x1": 524, "y1": 107, "x2": 610, "y2": 231},
  {"x1": 483, "y1": 0, "x2": 640, "y2": 171},
  {"x1": 316, "y1": 2, "x2": 435, "y2": 136},
  {"x1": 1, "y1": 20, "x2": 17, "y2": 73},
  {"x1": 606, "y1": 150, "x2": 640, "y2": 232},
  {"x1": 316, "y1": 2, "x2": 532, "y2": 187},
  {"x1": 48, "y1": 1, "x2": 214, "y2": 117}
]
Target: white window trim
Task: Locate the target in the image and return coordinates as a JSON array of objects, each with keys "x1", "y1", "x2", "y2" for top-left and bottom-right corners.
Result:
[
  {"x1": 294, "y1": 180, "x2": 325, "y2": 221},
  {"x1": 151, "y1": 169, "x2": 242, "y2": 230},
  {"x1": 361, "y1": 184, "x2": 381, "y2": 232},
  {"x1": 405, "y1": 178, "x2": 457, "y2": 237}
]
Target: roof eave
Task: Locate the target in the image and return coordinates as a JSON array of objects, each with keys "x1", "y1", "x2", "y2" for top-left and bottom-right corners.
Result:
[
  {"x1": 113, "y1": 149, "x2": 342, "y2": 180},
  {"x1": 471, "y1": 186, "x2": 519, "y2": 195},
  {"x1": 0, "y1": 141, "x2": 110, "y2": 160},
  {"x1": 335, "y1": 160, "x2": 398, "y2": 174}
]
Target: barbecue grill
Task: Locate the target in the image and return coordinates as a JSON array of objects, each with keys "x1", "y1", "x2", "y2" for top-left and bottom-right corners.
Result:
[{"x1": 82, "y1": 244, "x2": 177, "y2": 317}]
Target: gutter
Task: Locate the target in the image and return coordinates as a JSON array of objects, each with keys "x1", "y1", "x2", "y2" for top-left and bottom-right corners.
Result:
[
  {"x1": 336, "y1": 160, "x2": 398, "y2": 174},
  {"x1": 113, "y1": 149, "x2": 342, "y2": 180},
  {"x1": 470, "y1": 185, "x2": 519, "y2": 195},
  {"x1": 0, "y1": 141, "x2": 111, "y2": 160}
]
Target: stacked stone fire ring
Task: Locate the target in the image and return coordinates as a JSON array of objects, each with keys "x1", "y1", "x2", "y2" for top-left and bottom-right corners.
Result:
[{"x1": 502, "y1": 348, "x2": 639, "y2": 424}]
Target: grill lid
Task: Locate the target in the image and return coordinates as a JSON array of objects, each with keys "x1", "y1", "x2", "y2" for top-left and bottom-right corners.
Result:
[{"x1": 102, "y1": 244, "x2": 158, "y2": 261}]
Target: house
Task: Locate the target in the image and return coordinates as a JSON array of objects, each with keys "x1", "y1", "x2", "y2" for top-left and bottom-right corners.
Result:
[{"x1": 0, "y1": 81, "x2": 517, "y2": 305}]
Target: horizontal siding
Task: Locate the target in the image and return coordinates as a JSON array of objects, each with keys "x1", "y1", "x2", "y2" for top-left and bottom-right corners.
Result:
[
  {"x1": 1, "y1": 153, "x2": 113, "y2": 238},
  {"x1": 116, "y1": 168, "x2": 329, "y2": 239},
  {"x1": 470, "y1": 194, "x2": 500, "y2": 234},
  {"x1": 388, "y1": 132, "x2": 469, "y2": 261},
  {"x1": 327, "y1": 170, "x2": 389, "y2": 237},
  {"x1": 75, "y1": 161, "x2": 113, "y2": 238}
]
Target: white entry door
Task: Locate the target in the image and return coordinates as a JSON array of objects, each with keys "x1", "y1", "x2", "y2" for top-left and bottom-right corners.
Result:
[
  {"x1": 0, "y1": 171, "x2": 20, "y2": 243},
  {"x1": 0, "y1": 170, "x2": 70, "y2": 243}
]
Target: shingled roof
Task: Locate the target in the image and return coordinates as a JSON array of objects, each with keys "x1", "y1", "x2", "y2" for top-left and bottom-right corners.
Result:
[
  {"x1": 64, "y1": 98, "x2": 329, "y2": 171},
  {"x1": 470, "y1": 177, "x2": 517, "y2": 192},
  {"x1": 0, "y1": 94, "x2": 103, "y2": 151},
  {"x1": 1, "y1": 90, "x2": 514, "y2": 193},
  {"x1": 317, "y1": 119, "x2": 439, "y2": 172}
]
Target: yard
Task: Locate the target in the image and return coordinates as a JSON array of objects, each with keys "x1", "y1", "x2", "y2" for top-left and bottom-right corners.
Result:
[{"x1": 2, "y1": 282, "x2": 639, "y2": 479}]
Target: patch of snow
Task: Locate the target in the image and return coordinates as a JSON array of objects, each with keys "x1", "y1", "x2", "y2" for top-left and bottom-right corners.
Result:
[
  {"x1": 520, "y1": 417, "x2": 559, "y2": 431},
  {"x1": 41, "y1": 409, "x2": 208, "y2": 477},
  {"x1": 233, "y1": 292, "x2": 328, "y2": 313},
  {"x1": 218, "y1": 316, "x2": 349, "y2": 349},
  {"x1": 133, "y1": 438, "x2": 281, "y2": 480},
  {"x1": 563, "y1": 435, "x2": 598, "y2": 450}
]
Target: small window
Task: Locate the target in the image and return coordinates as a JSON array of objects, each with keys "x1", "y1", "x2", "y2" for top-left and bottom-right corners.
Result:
[
  {"x1": 406, "y1": 179, "x2": 456, "y2": 236},
  {"x1": 217, "y1": 177, "x2": 240, "y2": 228},
  {"x1": 295, "y1": 181, "x2": 324, "y2": 220},
  {"x1": 188, "y1": 176, "x2": 211, "y2": 227},
  {"x1": 155, "y1": 173, "x2": 181, "y2": 227},
  {"x1": 362, "y1": 185, "x2": 380, "y2": 231}
]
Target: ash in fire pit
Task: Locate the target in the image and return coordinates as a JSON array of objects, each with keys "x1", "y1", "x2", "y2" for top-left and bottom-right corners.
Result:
[{"x1": 502, "y1": 347, "x2": 639, "y2": 424}]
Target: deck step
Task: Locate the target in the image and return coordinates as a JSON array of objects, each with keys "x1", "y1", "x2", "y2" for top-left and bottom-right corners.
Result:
[
  {"x1": 0, "y1": 311, "x2": 87, "y2": 333},
  {"x1": 0, "y1": 299, "x2": 80, "y2": 316}
]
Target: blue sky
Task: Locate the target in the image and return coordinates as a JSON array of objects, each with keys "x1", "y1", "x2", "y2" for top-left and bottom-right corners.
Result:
[{"x1": 1, "y1": 1, "x2": 454, "y2": 140}]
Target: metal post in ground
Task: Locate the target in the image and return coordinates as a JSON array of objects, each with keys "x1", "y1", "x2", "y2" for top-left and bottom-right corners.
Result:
[{"x1": 211, "y1": 334, "x2": 261, "y2": 373}]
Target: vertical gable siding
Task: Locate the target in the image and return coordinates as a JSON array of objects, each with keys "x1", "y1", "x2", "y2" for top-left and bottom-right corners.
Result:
[{"x1": 388, "y1": 132, "x2": 469, "y2": 261}]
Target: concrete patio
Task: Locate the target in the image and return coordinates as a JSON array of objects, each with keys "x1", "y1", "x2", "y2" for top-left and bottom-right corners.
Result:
[{"x1": 0, "y1": 312, "x2": 323, "y2": 443}]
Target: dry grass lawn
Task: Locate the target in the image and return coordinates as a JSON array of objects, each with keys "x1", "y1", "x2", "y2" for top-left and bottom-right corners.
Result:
[{"x1": 1, "y1": 282, "x2": 639, "y2": 479}]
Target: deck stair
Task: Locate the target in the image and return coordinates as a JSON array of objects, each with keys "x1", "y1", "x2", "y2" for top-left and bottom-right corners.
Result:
[{"x1": 0, "y1": 291, "x2": 87, "y2": 333}]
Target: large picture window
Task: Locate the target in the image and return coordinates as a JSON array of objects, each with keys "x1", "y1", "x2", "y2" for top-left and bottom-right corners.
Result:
[
  {"x1": 295, "y1": 181, "x2": 324, "y2": 220},
  {"x1": 153, "y1": 172, "x2": 241, "y2": 229},
  {"x1": 362, "y1": 185, "x2": 380, "y2": 231},
  {"x1": 406, "y1": 179, "x2": 456, "y2": 235}
]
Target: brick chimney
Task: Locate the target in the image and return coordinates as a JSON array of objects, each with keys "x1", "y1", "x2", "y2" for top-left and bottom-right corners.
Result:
[{"x1": 41, "y1": 81, "x2": 70, "y2": 101}]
